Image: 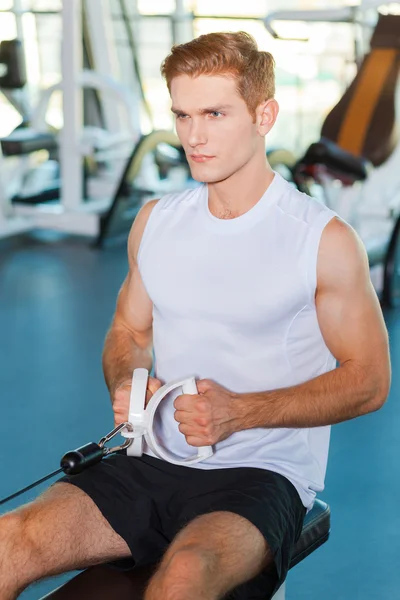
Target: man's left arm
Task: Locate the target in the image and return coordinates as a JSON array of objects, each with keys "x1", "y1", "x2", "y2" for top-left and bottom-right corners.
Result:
[{"x1": 174, "y1": 218, "x2": 391, "y2": 447}]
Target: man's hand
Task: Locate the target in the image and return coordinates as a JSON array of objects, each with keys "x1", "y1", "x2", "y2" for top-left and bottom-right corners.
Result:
[
  {"x1": 112, "y1": 376, "x2": 163, "y2": 427},
  {"x1": 173, "y1": 379, "x2": 239, "y2": 447}
]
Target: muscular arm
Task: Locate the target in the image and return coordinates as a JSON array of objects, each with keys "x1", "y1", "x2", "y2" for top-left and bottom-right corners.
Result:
[
  {"x1": 102, "y1": 200, "x2": 158, "y2": 395},
  {"x1": 231, "y1": 218, "x2": 391, "y2": 430}
]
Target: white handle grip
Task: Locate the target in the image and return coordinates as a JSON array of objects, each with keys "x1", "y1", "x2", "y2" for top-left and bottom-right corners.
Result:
[
  {"x1": 122, "y1": 369, "x2": 213, "y2": 465},
  {"x1": 124, "y1": 368, "x2": 148, "y2": 457}
]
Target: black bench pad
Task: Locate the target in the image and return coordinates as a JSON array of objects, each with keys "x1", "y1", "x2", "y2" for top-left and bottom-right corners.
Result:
[
  {"x1": 0, "y1": 128, "x2": 57, "y2": 156},
  {"x1": 290, "y1": 498, "x2": 330, "y2": 568},
  {"x1": 299, "y1": 137, "x2": 370, "y2": 181}
]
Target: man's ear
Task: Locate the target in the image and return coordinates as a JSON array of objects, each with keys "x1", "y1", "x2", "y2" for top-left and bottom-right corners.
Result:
[{"x1": 257, "y1": 99, "x2": 279, "y2": 136}]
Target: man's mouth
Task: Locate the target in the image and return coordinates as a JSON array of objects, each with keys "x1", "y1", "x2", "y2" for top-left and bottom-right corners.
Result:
[{"x1": 190, "y1": 154, "x2": 215, "y2": 163}]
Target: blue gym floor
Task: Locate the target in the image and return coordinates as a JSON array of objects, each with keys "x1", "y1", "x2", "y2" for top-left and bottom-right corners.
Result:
[{"x1": 1, "y1": 234, "x2": 399, "y2": 600}]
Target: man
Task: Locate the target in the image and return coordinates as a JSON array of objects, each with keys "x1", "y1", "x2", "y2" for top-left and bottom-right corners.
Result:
[{"x1": 0, "y1": 31, "x2": 390, "y2": 600}]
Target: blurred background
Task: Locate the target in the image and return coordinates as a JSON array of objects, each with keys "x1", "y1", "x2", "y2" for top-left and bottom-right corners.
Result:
[
  {"x1": 0, "y1": 0, "x2": 373, "y2": 154},
  {"x1": 0, "y1": 1, "x2": 400, "y2": 599}
]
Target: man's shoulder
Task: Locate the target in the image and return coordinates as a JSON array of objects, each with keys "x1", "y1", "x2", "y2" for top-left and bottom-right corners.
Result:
[
  {"x1": 156, "y1": 184, "x2": 204, "y2": 211},
  {"x1": 128, "y1": 185, "x2": 204, "y2": 261},
  {"x1": 319, "y1": 218, "x2": 364, "y2": 266},
  {"x1": 274, "y1": 176, "x2": 337, "y2": 230}
]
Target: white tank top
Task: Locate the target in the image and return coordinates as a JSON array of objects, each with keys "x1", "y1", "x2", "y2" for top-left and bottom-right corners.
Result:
[{"x1": 138, "y1": 172, "x2": 338, "y2": 508}]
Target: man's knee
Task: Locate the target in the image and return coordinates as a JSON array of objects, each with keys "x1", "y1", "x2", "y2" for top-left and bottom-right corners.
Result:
[
  {"x1": 1, "y1": 510, "x2": 27, "y2": 546},
  {"x1": 0, "y1": 511, "x2": 21, "y2": 538},
  {"x1": 0, "y1": 484, "x2": 70, "y2": 553},
  {"x1": 163, "y1": 544, "x2": 217, "y2": 578},
  {"x1": 0, "y1": 510, "x2": 33, "y2": 597},
  {"x1": 1, "y1": 503, "x2": 46, "y2": 567},
  {"x1": 145, "y1": 547, "x2": 216, "y2": 600}
]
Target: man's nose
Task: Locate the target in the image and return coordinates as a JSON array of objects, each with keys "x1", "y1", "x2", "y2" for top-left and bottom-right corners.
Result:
[{"x1": 188, "y1": 118, "x2": 207, "y2": 147}]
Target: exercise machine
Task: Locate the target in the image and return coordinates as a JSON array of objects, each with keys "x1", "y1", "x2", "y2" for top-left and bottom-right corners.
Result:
[
  {"x1": 0, "y1": 368, "x2": 213, "y2": 508},
  {"x1": 0, "y1": 55, "x2": 140, "y2": 208},
  {"x1": 0, "y1": 0, "x2": 142, "y2": 239},
  {"x1": 96, "y1": 129, "x2": 194, "y2": 246},
  {"x1": 1, "y1": 369, "x2": 330, "y2": 599},
  {"x1": 0, "y1": 54, "x2": 191, "y2": 243},
  {"x1": 0, "y1": 367, "x2": 331, "y2": 600},
  {"x1": 264, "y1": 4, "x2": 400, "y2": 307},
  {"x1": 0, "y1": 1, "x2": 191, "y2": 242}
]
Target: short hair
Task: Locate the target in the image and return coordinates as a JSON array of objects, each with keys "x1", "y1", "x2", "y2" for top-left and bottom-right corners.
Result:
[{"x1": 161, "y1": 31, "x2": 275, "y2": 121}]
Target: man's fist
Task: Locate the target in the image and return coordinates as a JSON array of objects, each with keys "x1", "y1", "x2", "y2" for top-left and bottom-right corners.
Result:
[
  {"x1": 173, "y1": 379, "x2": 239, "y2": 447},
  {"x1": 112, "y1": 375, "x2": 163, "y2": 427}
]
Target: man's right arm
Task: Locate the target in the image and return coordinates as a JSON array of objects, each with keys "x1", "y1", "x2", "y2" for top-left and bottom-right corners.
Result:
[{"x1": 102, "y1": 199, "x2": 159, "y2": 396}]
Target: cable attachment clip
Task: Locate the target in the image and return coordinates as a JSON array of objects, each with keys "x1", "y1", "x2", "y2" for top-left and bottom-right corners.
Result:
[{"x1": 98, "y1": 422, "x2": 142, "y2": 455}]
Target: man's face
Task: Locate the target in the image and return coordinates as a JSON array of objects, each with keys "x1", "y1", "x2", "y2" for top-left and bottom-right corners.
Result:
[{"x1": 170, "y1": 74, "x2": 263, "y2": 183}]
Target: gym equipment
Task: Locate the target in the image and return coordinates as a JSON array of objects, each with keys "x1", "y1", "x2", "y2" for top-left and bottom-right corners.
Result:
[
  {"x1": 97, "y1": 129, "x2": 194, "y2": 246},
  {"x1": 264, "y1": 7, "x2": 400, "y2": 307},
  {"x1": 0, "y1": 0, "x2": 154, "y2": 240},
  {"x1": 0, "y1": 424, "x2": 130, "y2": 507},
  {"x1": 0, "y1": 65, "x2": 189, "y2": 241},
  {"x1": 0, "y1": 66, "x2": 139, "y2": 203},
  {"x1": 0, "y1": 368, "x2": 212, "y2": 506},
  {"x1": 0, "y1": 39, "x2": 26, "y2": 90},
  {"x1": 0, "y1": 33, "x2": 138, "y2": 238},
  {"x1": 0, "y1": 28, "x2": 191, "y2": 242},
  {"x1": 264, "y1": 1, "x2": 382, "y2": 63},
  {"x1": 0, "y1": 365, "x2": 330, "y2": 600},
  {"x1": 121, "y1": 368, "x2": 213, "y2": 464}
]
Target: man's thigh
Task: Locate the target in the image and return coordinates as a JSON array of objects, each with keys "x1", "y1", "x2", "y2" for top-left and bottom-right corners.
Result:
[
  {"x1": 56, "y1": 453, "x2": 178, "y2": 569},
  {"x1": 0, "y1": 481, "x2": 131, "y2": 593},
  {"x1": 34, "y1": 482, "x2": 130, "y2": 566}
]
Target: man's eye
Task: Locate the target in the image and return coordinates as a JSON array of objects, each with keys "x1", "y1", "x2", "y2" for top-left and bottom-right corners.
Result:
[
  {"x1": 176, "y1": 114, "x2": 188, "y2": 119},
  {"x1": 210, "y1": 111, "x2": 223, "y2": 118}
]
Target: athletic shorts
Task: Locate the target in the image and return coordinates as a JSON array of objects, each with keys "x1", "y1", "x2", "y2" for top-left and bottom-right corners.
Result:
[{"x1": 57, "y1": 452, "x2": 305, "y2": 599}]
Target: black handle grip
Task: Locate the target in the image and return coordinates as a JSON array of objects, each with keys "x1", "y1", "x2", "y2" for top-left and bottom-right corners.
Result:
[{"x1": 60, "y1": 442, "x2": 105, "y2": 475}]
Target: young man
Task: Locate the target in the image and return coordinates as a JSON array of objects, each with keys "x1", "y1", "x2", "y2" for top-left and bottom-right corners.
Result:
[{"x1": 0, "y1": 32, "x2": 391, "y2": 600}]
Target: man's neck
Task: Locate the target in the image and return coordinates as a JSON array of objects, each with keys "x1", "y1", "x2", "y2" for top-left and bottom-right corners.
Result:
[{"x1": 207, "y1": 157, "x2": 275, "y2": 220}]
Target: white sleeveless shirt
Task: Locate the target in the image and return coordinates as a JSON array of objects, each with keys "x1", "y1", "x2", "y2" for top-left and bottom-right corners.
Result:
[{"x1": 137, "y1": 172, "x2": 338, "y2": 508}]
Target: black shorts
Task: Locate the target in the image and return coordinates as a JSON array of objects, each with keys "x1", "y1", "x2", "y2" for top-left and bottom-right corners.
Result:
[{"x1": 57, "y1": 452, "x2": 305, "y2": 599}]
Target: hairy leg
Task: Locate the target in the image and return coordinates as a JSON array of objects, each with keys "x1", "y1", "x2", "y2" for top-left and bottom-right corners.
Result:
[
  {"x1": 0, "y1": 482, "x2": 131, "y2": 600},
  {"x1": 145, "y1": 511, "x2": 273, "y2": 600}
]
